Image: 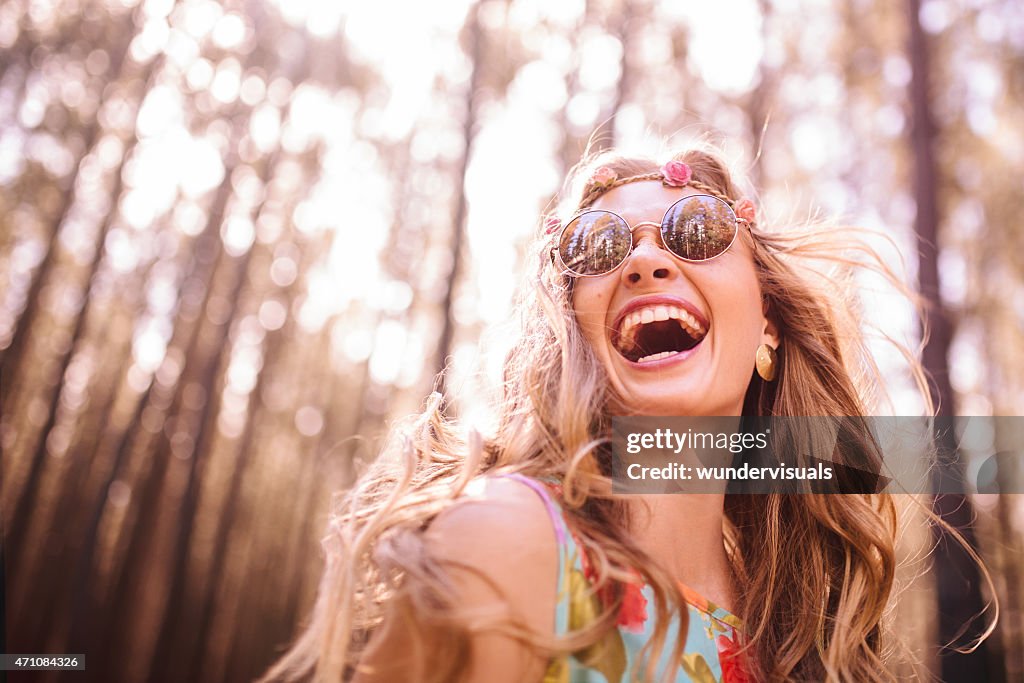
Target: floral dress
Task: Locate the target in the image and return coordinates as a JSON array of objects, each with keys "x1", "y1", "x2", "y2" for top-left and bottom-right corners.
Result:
[{"x1": 502, "y1": 474, "x2": 750, "y2": 683}]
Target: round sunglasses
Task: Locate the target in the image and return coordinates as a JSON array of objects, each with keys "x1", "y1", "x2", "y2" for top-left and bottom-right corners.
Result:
[{"x1": 553, "y1": 194, "x2": 744, "y2": 277}]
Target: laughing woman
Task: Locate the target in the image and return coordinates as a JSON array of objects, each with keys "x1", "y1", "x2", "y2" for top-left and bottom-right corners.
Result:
[{"x1": 263, "y1": 148, "x2": 941, "y2": 682}]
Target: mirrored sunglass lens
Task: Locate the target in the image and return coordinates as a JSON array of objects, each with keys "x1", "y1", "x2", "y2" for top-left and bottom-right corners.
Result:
[
  {"x1": 661, "y1": 196, "x2": 737, "y2": 261},
  {"x1": 559, "y1": 212, "x2": 631, "y2": 275}
]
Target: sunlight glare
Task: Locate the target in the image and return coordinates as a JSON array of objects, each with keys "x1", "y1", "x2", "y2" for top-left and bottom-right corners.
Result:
[{"x1": 663, "y1": 0, "x2": 763, "y2": 93}]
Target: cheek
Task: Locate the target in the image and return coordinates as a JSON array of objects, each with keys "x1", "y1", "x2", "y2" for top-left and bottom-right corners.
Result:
[
  {"x1": 571, "y1": 282, "x2": 611, "y2": 346},
  {"x1": 712, "y1": 265, "x2": 766, "y2": 348}
]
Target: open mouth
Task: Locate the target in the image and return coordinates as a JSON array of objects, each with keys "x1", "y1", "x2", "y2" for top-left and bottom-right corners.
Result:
[{"x1": 612, "y1": 304, "x2": 708, "y2": 364}]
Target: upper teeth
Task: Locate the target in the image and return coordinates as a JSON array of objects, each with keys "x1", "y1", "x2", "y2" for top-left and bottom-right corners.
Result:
[{"x1": 617, "y1": 304, "x2": 705, "y2": 348}]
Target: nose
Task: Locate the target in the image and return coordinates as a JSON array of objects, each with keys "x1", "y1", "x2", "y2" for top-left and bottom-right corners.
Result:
[{"x1": 621, "y1": 224, "x2": 676, "y2": 285}]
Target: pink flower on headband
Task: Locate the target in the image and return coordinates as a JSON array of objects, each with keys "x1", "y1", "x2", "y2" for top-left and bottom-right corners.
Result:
[
  {"x1": 734, "y1": 198, "x2": 756, "y2": 222},
  {"x1": 544, "y1": 215, "x2": 562, "y2": 234},
  {"x1": 588, "y1": 166, "x2": 617, "y2": 189},
  {"x1": 660, "y1": 161, "x2": 692, "y2": 187}
]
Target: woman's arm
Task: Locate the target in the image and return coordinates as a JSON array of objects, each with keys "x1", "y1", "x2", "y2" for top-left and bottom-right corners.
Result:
[{"x1": 352, "y1": 477, "x2": 561, "y2": 683}]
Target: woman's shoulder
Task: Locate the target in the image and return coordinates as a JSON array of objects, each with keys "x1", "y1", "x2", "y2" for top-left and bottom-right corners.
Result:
[
  {"x1": 421, "y1": 474, "x2": 564, "y2": 682},
  {"x1": 354, "y1": 474, "x2": 564, "y2": 683},
  {"x1": 424, "y1": 474, "x2": 565, "y2": 569}
]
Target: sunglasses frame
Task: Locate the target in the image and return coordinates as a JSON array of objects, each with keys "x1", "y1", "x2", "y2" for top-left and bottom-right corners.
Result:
[{"x1": 552, "y1": 194, "x2": 747, "y2": 278}]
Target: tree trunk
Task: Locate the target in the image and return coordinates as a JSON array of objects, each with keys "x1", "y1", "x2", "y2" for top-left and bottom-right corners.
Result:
[
  {"x1": 433, "y1": 2, "x2": 484, "y2": 396},
  {"x1": 91, "y1": 169, "x2": 232, "y2": 682},
  {"x1": 745, "y1": 0, "x2": 775, "y2": 188},
  {"x1": 907, "y1": 1, "x2": 997, "y2": 680},
  {"x1": 0, "y1": 8, "x2": 138, "y2": 402},
  {"x1": 5, "y1": 38, "x2": 165, "y2": 657},
  {"x1": 589, "y1": 0, "x2": 636, "y2": 155}
]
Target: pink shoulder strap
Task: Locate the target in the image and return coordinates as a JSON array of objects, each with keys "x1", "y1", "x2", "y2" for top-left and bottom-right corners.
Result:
[{"x1": 497, "y1": 473, "x2": 568, "y2": 546}]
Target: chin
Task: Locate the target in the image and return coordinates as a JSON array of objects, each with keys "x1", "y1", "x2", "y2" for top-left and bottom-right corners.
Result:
[{"x1": 610, "y1": 374, "x2": 745, "y2": 417}]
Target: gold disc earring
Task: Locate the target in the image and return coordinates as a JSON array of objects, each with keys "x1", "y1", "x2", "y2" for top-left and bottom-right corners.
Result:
[{"x1": 755, "y1": 344, "x2": 777, "y2": 382}]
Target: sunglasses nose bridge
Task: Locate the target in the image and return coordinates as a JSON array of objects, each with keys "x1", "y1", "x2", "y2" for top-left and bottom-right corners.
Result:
[
  {"x1": 626, "y1": 221, "x2": 668, "y2": 258},
  {"x1": 629, "y1": 220, "x2": 662, "y2": 233},
  {"x1": 620, "y1": 223, "x2": 679, "y2": 283}
]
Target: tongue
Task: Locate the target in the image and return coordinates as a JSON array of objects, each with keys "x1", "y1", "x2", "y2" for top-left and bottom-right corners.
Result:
[{"x1": 628, "y1": 320, "x2": 701, "y2": 360}]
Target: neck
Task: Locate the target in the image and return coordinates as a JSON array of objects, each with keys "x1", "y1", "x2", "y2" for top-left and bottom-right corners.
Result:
[{"x1": 628, "y1": 493, "x2": 735, "y2": 612}]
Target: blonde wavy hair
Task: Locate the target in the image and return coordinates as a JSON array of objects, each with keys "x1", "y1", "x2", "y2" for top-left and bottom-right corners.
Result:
[{"x1": 261, "y1": 148, "x2": 966, "y2": 682}]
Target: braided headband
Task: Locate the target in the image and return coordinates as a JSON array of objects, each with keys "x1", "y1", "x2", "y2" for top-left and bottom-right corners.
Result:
[{"x1": 544, "y1": 161, "x2": 756, "y2": 234}]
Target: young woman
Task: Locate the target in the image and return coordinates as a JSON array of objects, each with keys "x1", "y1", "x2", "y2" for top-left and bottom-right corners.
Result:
[{"x1": 262, "y1": 148, "x2": 938, "y2": 682}]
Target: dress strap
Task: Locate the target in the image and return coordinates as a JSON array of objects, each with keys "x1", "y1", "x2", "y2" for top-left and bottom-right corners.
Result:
[
  {"x1": 498, "y1": 473, "x2": 569, "y2": 544},
  {"x1": 495, "y1": 473, "x2": 576, "y2": 636}
]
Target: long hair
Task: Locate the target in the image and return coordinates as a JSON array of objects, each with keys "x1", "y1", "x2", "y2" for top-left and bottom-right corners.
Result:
[{"x1": 261, "y1": 148, "x2": 955, "y2": 682}]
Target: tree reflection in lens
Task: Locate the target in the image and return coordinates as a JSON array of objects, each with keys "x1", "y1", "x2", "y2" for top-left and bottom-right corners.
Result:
[{"x1": 662, "y1": 196, "x2": 735, "y2": 261}]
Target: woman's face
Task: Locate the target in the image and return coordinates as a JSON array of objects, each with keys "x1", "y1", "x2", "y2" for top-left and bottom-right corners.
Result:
[{"x1": 572, "y1": 181, "x2": 778, "y2": 416}]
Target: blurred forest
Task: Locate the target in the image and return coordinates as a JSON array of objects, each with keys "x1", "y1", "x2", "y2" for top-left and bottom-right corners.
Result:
[{"x1": 1, "y1": 0, "x2": 1022, "y2": 681}]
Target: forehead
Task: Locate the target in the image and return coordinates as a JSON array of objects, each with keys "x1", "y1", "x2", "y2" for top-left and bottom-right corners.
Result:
[{"x1": 589, "y1": 181, "x2": 701, "y2": 220}]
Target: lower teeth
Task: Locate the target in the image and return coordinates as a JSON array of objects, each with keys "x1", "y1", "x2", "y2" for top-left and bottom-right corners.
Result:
[{"x1": 637, "y1": 351, "x2": 677, "y2": 363}]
